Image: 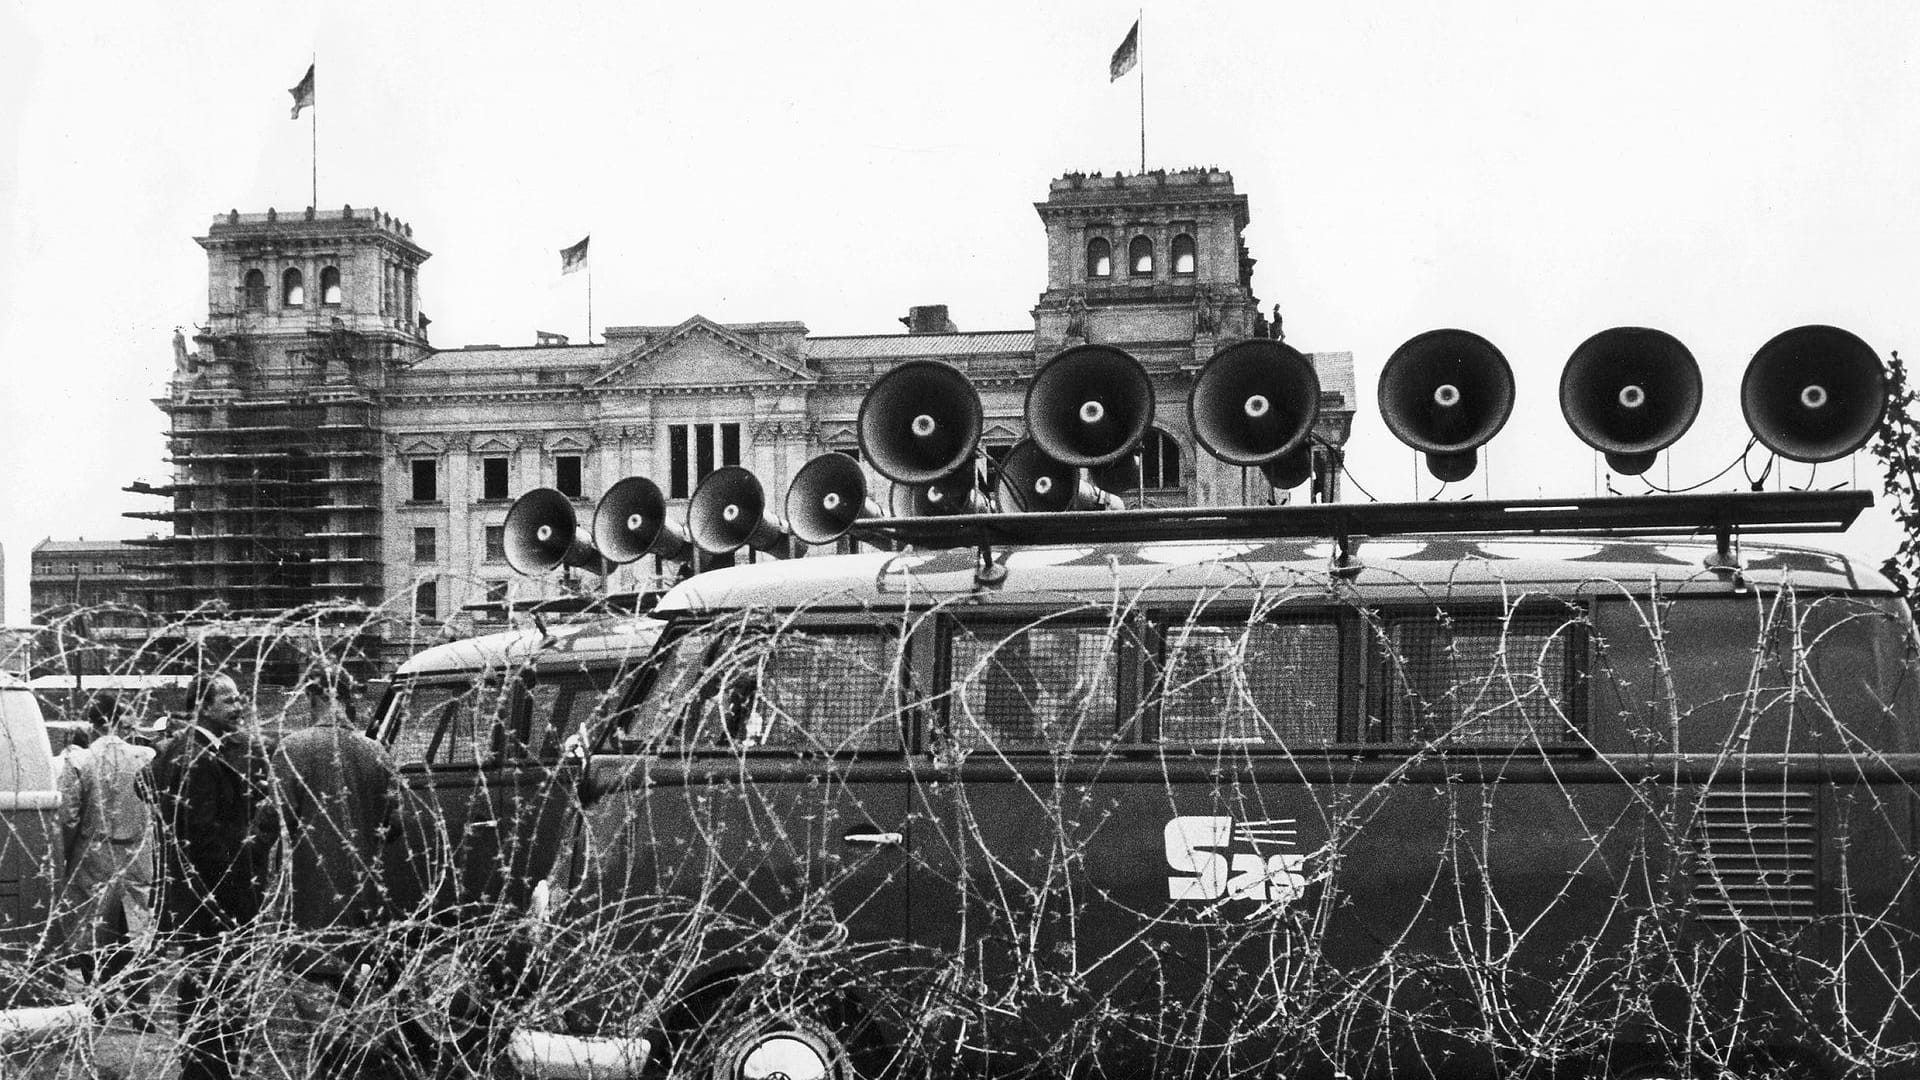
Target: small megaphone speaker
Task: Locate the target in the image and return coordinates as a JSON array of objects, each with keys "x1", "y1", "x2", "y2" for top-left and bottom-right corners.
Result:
[
  {"x1": 1189, "y1": 339, "x2": 1322, "y2": 468},
  {"x1": 890, "y1": 467, "x2": 990, "y2": 517},
  {"x1": 1378, "y1": 328, "x2": 1516, "y2": 482},
  {"x1": 593, "y1": 476, "x2": 693, "y2": 564},
  {"x1": 857, "y1": 360, "x2": 984, "y2": 484},
  {"x1": 1559, "y1": 326, "x2": 1703, "y2": 476},
  {"x1": 785, "y1": 452, "x2": 881, "y2": 545},
  {"x1": 688, "y1": 467, "x2": 794, "y2": 557},
  {"x1": 998, "y1": 438, "x2": 1122, "y2": 513},
  {"x1": 505, "y1": 488, "x2": 605, "y2": 575},
  {"x1": 1025, "y1": 344, "x2": 1156, "y2": 468},
  {"x1": 1741, "y1": 325, "x2": 1888, "y2": 463}
]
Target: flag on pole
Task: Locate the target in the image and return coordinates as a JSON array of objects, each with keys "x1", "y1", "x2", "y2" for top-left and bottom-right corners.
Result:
[
  {"x1": 560, "y1": 236, "x2": 590, "y2": 275},
  {"x1": 1109, "y1": 20, "x2": 1139, "y2": 81},
  {"x1": 289, "y1": 64, "x2": 315, "y2": 119}
]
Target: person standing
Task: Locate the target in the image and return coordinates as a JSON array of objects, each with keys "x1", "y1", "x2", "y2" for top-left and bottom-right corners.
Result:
[
  {"x1": 253, "y1": 666, "x2": 412, "y2": 1076},
  {"x1": 254, "y1": 667, "x2": 404, "y2": 945},
  {"x1": 145, "y1": 671, "x2": 271, "y2": 1080},
  {"x1": 58, "y1": 693, "x2": 157, "y2": 1017}
]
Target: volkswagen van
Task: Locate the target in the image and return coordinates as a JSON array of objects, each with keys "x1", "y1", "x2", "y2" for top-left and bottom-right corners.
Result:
[
  {"x1": 497, "y1": 491, "x2": 1920, "y2": 1080},
  {"x1": 0, "y1": 672, "x2": 85, "y2": 1032}
]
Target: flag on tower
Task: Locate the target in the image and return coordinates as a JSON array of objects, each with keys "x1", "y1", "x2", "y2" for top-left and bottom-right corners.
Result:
[
  {"x1": 289, "y1": 64, "x2": 315, "y2": 119},
  {"x1": 560, "y1": 236, "x2": 591, "y2": 275},
  {"x1": 1109, "y1": 20, "x2": 1139, "y2": 81}
]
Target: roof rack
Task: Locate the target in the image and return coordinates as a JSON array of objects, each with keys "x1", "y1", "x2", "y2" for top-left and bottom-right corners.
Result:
[{"x1": 849, "y1": 490, "x2": 1871, "y2": 553}]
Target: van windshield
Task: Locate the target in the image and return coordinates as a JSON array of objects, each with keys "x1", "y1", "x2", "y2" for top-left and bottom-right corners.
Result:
[{"x1": 617, "y1": 623, "x2": 903, "y2": 754}]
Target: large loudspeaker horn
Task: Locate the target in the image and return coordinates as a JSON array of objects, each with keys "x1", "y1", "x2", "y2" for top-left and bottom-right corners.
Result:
[
  {"x1": 688, "y1": 467, "x2": 794, "y2": 557},
  {"x1": 1025, "y1": 344, "x2": 1156, "y2": 468},
  {"x1": 998, "y1": 438, "x2": 1122, "y2": 513},
  {"x1": 593, "y1": 476, "x2": 693, "y2": 564},
  {"x1": 889, "y1": 467, "x2": 991, "y2": 517},
  {"x1": 505, "y1": 488, "x2": 605, "y2": 575},
  {"x1": 1741, "y1": 325, "x2": 1888, "y2": 463},
  {"x1": 857, "y1": 360, "x2": 984, "y2": 484},
  {"x1": 1189, "y1": 339, "x2": 1322, "y2": 467},
  {"x1": 1378, "y1": 328, "x2": 1516, "y2": 482},
  {"x1": 1559, "y1": 326, "x2": 1703, "y2": 476},
  {"x1": 785, "y1": 453, "x2": 881, "y2": 545}
]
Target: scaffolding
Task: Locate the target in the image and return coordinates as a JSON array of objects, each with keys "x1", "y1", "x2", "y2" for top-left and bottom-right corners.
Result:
[{"x1": 124, "y1": 328, "x2": 387, "y2": 623}]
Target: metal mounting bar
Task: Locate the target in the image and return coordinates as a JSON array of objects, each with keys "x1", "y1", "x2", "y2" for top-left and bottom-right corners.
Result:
[{"x1": 848, "y1": 490, "x2": 1872, "y2": 551}]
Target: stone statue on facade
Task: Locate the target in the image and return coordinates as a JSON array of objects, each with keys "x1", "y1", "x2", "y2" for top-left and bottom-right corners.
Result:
[
  {"x1": 1271, "y1": 304, "x2": 1285, "y2": 342},
  {"x1": 1064, "y1": 294, "x2": 1088, "y2": 342},
  {"x1": 1193, "y1": 286, "x2": 1218, "y2": 337}
]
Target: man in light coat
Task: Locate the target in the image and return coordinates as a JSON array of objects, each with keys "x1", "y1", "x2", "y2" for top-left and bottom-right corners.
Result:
[{"x1": 58, "y1": 693, "x2": 156, "y2": 1013}]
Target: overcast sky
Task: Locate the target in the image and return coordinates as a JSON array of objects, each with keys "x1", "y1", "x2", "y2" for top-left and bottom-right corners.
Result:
[{"x1": 2, "y1": 2, "x2": 1916, "y2": 623}]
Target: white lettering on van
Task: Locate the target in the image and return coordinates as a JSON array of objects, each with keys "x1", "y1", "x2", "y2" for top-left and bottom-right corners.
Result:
[{"x1": 1165, "y1": 815, "x2": 1310, "y2": 910}]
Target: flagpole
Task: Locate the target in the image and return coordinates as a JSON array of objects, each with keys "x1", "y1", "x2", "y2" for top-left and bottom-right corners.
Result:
[
  {"x1": 587, "y1": 259, "x2": 594, "y2": 344},
  {"x1": 1137, "y1": 10, "x2": 1146, "y2": 173},
  {"x1": 310, "y1": 53, "x2": 318, "y2": 209}
]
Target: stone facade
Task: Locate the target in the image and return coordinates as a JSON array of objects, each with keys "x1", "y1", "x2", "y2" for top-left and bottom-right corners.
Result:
[{"x1": 129, "y1": 170, "x2": 1354, "y2": 663}]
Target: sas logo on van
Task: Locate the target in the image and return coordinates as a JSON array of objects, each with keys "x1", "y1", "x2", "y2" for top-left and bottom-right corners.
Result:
[{"x1": 1165, "y1": 816, "x2": 1313, "y2": 911}]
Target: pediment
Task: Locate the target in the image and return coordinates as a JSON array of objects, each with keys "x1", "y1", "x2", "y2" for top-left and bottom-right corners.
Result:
[
  {"x1": 591, "y1": 316, "x2": 811, "y2": 389},
  {"x1": 469, "y1": 432, "x2": 520, "y2": 454},
  {"x1": 396, "y1": 434, "x2": 447, "y2": 456}
]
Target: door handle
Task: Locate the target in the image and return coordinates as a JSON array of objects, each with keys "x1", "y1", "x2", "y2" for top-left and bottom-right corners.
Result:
[{"x1": 841, "y1": 831, "x2": 904, "y2": 848}]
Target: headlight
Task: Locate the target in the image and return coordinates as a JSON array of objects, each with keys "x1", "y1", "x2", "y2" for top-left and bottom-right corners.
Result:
[{"x1": 738, "y1": 1032, "x2": 832, "y2": 1080}]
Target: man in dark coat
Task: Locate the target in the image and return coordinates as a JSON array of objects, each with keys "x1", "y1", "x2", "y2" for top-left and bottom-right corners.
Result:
[
  {"x1": 251, "y1": 667, "x2": 413, "y2": 1077},
  {"x1": 253, "y1": 667, "x2": 403, "y2": 945},
  {"x1": 145, "y1": 671, "x2": 270, "y2": 1080}
]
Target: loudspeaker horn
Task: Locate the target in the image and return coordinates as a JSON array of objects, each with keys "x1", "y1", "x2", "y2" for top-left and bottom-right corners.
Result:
[
  {"x1": 592, "y1": 476, "x2": 694, "y2": 564},
  {"x1": 889, "y1": 466, "x2": 992, "y2": 517},
  {"x1": 688, "y1": 467, "x2": 794, "y2": 557},
  {"x1": 785, "y1": 453, "x2": 882, "y2": 545},
  {"x1": 1741, "y1": 325, "x2": 1888, "y2": 463},
  {"x1": 998, "y1": 438, "x2": 1123, "y2": 513},
  {"x1": 1025, "y1": 344, "x2": 1156, "y2": 468},
  {"x1": 1189, "y1": 339, "x2": 1322, "y2": 467},
  {"x1": 857, "y1": 360, "x2": 985, "y2": 484},
  {"x1": 1559, "y1": 326, "x2": 1703, "y2": 476},
  {"x1": 505, "y1": 488, "x2": 605, "y2": 575},
  {"x1": 1378, "y1": 328, "x2": 1516, "y2": 481}
]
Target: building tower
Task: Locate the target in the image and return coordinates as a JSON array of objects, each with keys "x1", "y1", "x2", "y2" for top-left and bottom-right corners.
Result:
[
  {"x1": 1031, "y1": 170, "x2": 1351, "y2": 503},
  {"x1": 126, "y1": 206, "x2": 430, "y2": 675}
]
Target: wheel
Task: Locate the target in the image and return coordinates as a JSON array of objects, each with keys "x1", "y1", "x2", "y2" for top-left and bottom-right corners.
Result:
[{"x1": 393, "y1": 940, "x2": 512, "y2": 1078}]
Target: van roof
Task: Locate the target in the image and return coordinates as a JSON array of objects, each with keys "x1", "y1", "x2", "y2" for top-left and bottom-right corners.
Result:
[
  {"x1": 655, "y1": 533, "x2": 1896, "y2": 616},
  {"x1": 392, "y1": 616, "x2": 664, "y2": 678}
]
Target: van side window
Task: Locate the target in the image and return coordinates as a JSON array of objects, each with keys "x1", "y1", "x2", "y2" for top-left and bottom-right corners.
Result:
[
  {"x1": 1157, "y1": 619, "x2": 1340, "y2": 746},
  {"x1": 527, "y1": 669, "x2": 628, "y2": 758},
  {"x1": 623, "y1": 627, "x2": 902, "y2": 753},
  {"x1": 754, "y1": 632, "x2": 901, "y2": 752},
  {"x1": 1376, "y1": 610, "x2": 1582, "y2": 746},
  {"x1": 385, "y1": 676, "x2": 521, "y2": 768},
  {"x1": 946, "y1": 620, "x2": 1121, "y2": 752}
]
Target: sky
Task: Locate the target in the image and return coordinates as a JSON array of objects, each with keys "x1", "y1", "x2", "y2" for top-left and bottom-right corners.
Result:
[{"x1": 1, "y1": 2, "x2": 1916, "y2": 623}]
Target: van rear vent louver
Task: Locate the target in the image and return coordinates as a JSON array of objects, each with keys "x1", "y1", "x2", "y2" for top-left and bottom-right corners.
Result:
[{"x1": 1691, "y1": 788, "x2": 1817, "y2": 931}]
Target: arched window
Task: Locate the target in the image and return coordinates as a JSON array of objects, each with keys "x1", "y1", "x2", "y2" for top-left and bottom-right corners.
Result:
[
  {"x1": 282, "y1": 267, "x2": 305, "y2": 307},
  {"x1": 242, "y1": 269, "x2": 267, "y2": 310},
  {"x1": 320, "y1": 266, "x2": 342, "y2": 305},
  {"x1": 1091, "y1": 428, "x2": 1183, "y2": 492},
  {"x1": 1086, "y1": 237, "x2": 1112, "y2": 279},
  {"x1": 1129, "y1": 235, "x2": 1154, "y2": 277},
  {"x1": 1172, "y1": 234, "x2": 1197, "y2": 276}
]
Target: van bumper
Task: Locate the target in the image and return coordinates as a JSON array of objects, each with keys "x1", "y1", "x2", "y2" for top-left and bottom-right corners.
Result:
[
  {"x1": 508, "y1": 1027, "x2": 652, "y2": 1079},
  {"x1": 0, "y1": 1001, "x2": 90, "y2": 1041}
]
